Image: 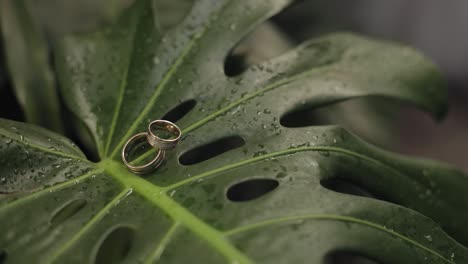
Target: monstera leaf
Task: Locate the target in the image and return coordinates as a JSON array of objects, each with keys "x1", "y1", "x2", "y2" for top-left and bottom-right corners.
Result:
[{"x1": 1, "y1": 0, "x2": 468, "y2": 263}]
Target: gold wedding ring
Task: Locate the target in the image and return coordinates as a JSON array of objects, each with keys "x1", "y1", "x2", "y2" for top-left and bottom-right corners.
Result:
[
  {"x1": 121, "y1": 120, "x2": 181, "y2": 175},
  {"x1": 121, "y1": 132, "x2": 165, "y2": 175},
  {"x1": 147, "y1": 120, "x2": 181, "y2": 150}
]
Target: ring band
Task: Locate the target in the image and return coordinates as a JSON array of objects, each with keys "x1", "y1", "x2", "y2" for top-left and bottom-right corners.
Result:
[
  {"x1": 147, "y1": 120, "x2": 181, "y2": 150},
  {"x1": 121, "y1": 132, "x2": 165, "y2": 175}
]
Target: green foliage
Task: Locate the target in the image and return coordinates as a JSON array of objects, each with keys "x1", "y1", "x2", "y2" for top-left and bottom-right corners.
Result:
[
  {"x1": 20, "y1": 0, "x2": 135, "y2": 35},
  {"x1": 0, "y1": 0, "x2": 467, "y2": 263},
  {"x1": 0, "y1": 0, "x2": 63, "y2": 132}
]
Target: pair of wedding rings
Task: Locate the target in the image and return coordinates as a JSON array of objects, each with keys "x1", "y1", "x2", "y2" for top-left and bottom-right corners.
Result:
[{"x1": 121, "y1": 120, "x2": 181, "y2": 175}]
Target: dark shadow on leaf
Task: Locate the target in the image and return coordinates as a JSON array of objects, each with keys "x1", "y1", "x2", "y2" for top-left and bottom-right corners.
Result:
[
  {"x1": 0, "y1": 250, "x2": 7, "y2": 264},
  {"x1": 0, "y1": 40, "x2": 24, "y2": 122},
  {"x1": 60, "y1": 97, "x2": 100, "y2": 162},
  {"x1": 325, "y1": 250, "x2": 382, "y2": 264}
]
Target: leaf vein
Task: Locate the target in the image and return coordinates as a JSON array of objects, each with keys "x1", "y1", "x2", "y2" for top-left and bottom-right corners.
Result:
[
  {"x1": 104, "y1": 10, "x2": 140, "y2": 157},
  {"x1": 109, "y1": 1, "x2": 231, "y2": 158},
  {"x1": 145, "y1": 222, "x2": 180, "y2": 264},
  {"x1": 0, "y1": 129, "x2": 89, "y2": 162},
  {"x1": 224, "y1": 214, "x2": 454, "y2": 263},
  {"x1": 182, "y1": 63, "x2": 326, "y2": 134},
  {"x1": 0, "y1": 168, "x2": 102, "y2": 211},
  {"x1": 165, "y1": 146, "x2": 404, "y2": 190},
  {"x1": 45, "y1": 187, "x2": 132, "y2": 263}
]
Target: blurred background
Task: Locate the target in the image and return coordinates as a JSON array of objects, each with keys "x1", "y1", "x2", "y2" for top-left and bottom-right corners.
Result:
[{"x1": 0, "y1": 0, "x2": 467, "y2": 171}]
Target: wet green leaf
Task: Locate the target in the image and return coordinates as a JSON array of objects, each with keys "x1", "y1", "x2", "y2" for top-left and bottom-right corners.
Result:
[{"x1": 1, "y1": 0, "x2": 467, "y2": 263}]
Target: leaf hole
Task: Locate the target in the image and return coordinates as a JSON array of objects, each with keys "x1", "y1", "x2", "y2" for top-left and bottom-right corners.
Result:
[
  {"x1": 325, "y1": 250, "x2": 382, "y2": 264},
  {"x1": 281, "y1": 97, "x2": 416, "y2": 146},
  {"x1": 280, "y1": 97, "x2": 379, "y2": 128},
  {"x1": 227, "y1": 178, "x2": 279, "y2": 202},
  {"x1": 179, "y1": 136, "x2": 245, "y2": 165},
  {"x1": 50, "y1": 199, "x2": 87, "y2": 227},
  {"x1": 280, "y1": 97, "x2": 401, "y2": 128},
  {"x1": 161, "y1": 99, "x2": 197, "y2": 123},
  {"x1": 280, "y1": 104, "x2": 329, "y2": 128},
  {"x1": 0, "y1": 250, "x2": 7, "y2": 264},
  {"x1": 320, "y1": 178, "x2": 382, "y2": 200},
  {"x1": 225, "y1": 53, "x2": 246, "y2": 77},
  {"x1": 94, "y1": 226, "x2": 135, "y2": 264}
]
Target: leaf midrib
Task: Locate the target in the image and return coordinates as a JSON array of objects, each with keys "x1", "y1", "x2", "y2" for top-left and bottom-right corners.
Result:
[{"x1": 101, "y1": 159, "x2": 254, "y2": 264}]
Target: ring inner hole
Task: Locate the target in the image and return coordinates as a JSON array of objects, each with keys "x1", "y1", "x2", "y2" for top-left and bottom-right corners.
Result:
[
  {"x1": 127, "y1": 137, "x2": 158, "y2": 166},
  {"x1": 151, "y1": 124, "x2": 179, "y2": 140}
]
